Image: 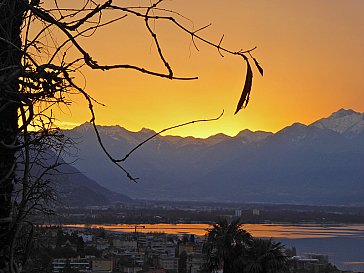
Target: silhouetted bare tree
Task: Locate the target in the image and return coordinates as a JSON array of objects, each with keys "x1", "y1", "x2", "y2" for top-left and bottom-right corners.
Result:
[{"x1": 0, "y1": 1, "x2": 263, "y2": 272}]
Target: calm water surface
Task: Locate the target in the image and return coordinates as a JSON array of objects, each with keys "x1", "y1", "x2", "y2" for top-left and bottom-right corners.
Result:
[{"x1": 65, "y1": 223, "x2": 364, "y2": 271}]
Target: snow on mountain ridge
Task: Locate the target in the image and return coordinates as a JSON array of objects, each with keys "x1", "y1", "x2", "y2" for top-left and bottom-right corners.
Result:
[
  {"x1": 311, "y1": 109, "x2": 364, "y2": 135},
  {"x1": 331, "y1": 108, "x2": 357, "y2": 118},
  {"x1": 69, "y1": 108, "x2": 363, "y2": 142}
]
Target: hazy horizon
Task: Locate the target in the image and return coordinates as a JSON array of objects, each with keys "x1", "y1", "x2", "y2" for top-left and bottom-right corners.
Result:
[{"x1": 58, "y1": 107, "x2": 363, "y2": 138}]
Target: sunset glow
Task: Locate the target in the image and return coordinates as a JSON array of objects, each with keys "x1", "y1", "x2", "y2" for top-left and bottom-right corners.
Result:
[{"x1": 53, "y1": 0, "x2": 364, "y2": 137}]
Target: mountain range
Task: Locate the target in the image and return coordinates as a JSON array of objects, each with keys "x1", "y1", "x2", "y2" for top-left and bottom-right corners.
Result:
[
  {"x1": 27, "y1": 153, "x2": 131, "y2": 207},
  {"x1": 51, "y1": 158, "x2": 132, "y2": 207},
  {"x1": 62, "y1": 108, "x2": 364, "y2": 206}
]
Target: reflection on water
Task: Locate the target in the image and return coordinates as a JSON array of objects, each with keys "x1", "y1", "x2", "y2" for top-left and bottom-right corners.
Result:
[
  {"x1": 64, "y1": 223, "x2": 364, "y2": 238},
  {"x1": 63, "y1": 223, "x2": 364, "y2": 271},
  {"x1": 281, "y1": 237, "x2": 364, "y2": 272}
]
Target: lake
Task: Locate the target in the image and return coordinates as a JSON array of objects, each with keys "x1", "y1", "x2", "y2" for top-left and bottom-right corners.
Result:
[{"x1": 64, "y1": 223, "x2": 364, "y2": 271}]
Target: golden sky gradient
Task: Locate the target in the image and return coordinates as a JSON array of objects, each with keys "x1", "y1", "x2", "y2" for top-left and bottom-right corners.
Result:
[{"x1": 54, "y1": 0, "x2": 364, "y2": 138}]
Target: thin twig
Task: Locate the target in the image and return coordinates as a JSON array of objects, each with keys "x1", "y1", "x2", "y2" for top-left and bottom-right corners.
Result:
[{"x1": 118, "y1": 110, "x2": 225, "y2": 162}]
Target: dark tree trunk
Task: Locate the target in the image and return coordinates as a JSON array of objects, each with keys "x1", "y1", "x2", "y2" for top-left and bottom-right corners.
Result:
[{"x1": 0, "y1": 1, "x2": 26, "y2": 272}]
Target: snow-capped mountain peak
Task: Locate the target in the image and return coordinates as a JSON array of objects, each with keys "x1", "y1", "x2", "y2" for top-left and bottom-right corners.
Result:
[
  {"x1": 331, "y1": 108, "x2": 358, "y2": 118},
  {"x1": 310, "y1": 108, "x2": 364, "y2": 135}
]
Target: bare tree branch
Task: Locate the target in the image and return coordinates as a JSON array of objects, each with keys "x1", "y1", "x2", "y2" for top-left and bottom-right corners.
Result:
[
  {"x1": 0, "y1": 1, "x2": 263, "y2": 271},
  {"x1": 119, "y1": 110, "x2": 225, "y2": 162}
]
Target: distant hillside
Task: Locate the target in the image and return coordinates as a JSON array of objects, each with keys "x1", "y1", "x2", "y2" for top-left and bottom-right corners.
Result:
[
  {"x1": 53, "y1": 159, "x2": 132, "y2": 207},
  {"x1": 63, "y1": 109, "x2": 364, "y2": 206},
  {"x1": 29, "y1": 154, "x2": 132, "y2": 207}
]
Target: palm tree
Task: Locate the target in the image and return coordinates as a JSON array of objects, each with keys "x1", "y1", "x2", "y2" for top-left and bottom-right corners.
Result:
[
  {"x1": 243, "y1": 238, "x2": 288, "y2": 273},
  {"x1": 203, "y1": 219, "x2": 252, "y2": 273}
]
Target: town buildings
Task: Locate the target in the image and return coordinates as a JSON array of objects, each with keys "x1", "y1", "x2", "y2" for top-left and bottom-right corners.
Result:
[
  {"x1": 34, "y1": 227, "x2": 204, "y2": 273},
  {"x1": 30, "y1": 226, "x2": 350, "y2": 273}
]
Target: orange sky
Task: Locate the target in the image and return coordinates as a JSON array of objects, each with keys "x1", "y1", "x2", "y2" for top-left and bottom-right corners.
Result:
[{"x1": 53, "y1": 0, "x2": 364, "y2": 138}]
